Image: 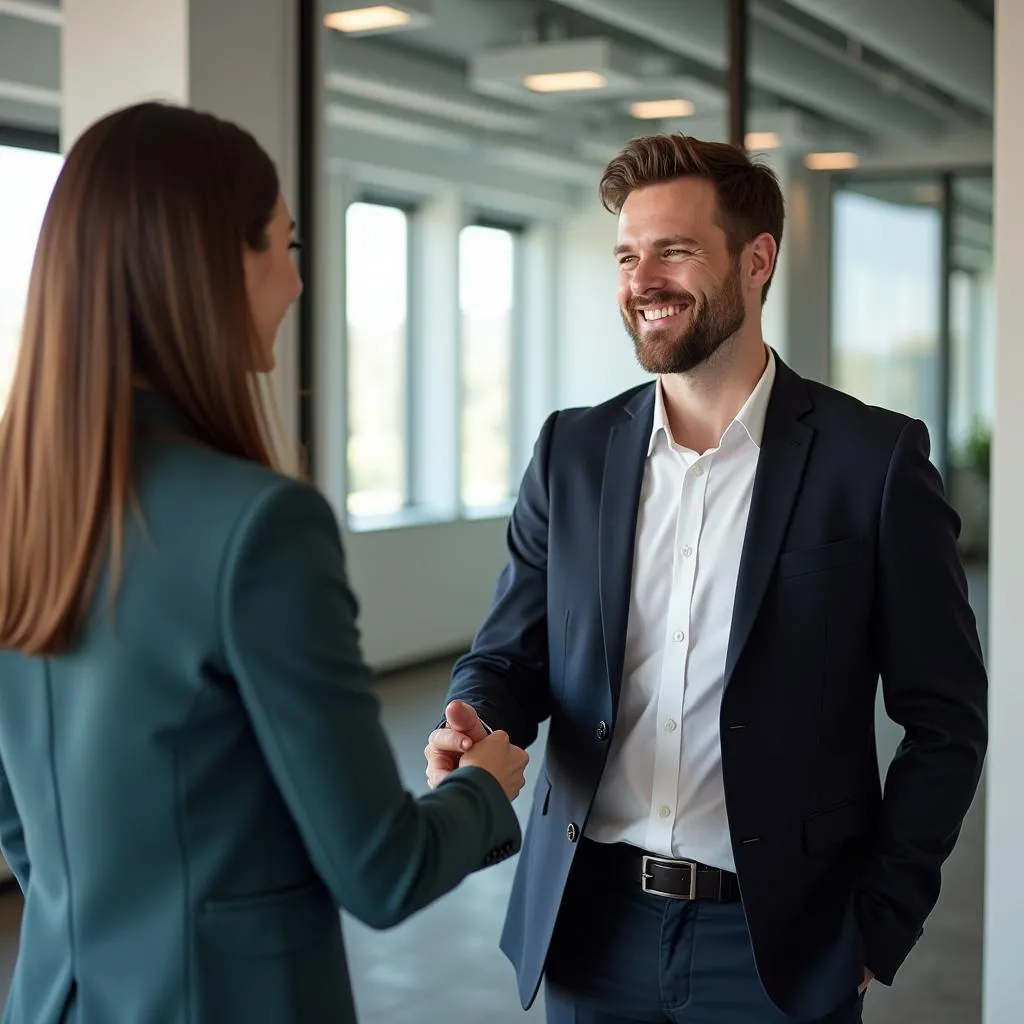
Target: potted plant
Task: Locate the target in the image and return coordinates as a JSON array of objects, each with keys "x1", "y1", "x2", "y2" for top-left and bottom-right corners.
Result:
[{"x1": 950, "y1": 419, "x2": 991, "y2": 560}]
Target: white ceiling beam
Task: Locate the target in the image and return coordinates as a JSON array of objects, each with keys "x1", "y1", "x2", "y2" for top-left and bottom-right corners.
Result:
[
  {"x1": 0, "y1": 0, "x2": 61, "y2": 26},
  {"x1": 779, "y1": 0, "x2": 992, "y2": 114}
]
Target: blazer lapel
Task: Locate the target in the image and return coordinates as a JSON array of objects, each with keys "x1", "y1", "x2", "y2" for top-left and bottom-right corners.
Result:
[
  {"x1": 724, "y1": 358, "x2": 815, "y2": 686},
  {"x1": 598, "y1": 385, "x2": 655, "y2": 715}
]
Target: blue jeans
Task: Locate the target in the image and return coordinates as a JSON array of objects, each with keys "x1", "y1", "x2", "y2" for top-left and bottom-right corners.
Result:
[{"x1": 545, "y1": 841, "x2": 864, "y2": 1024}]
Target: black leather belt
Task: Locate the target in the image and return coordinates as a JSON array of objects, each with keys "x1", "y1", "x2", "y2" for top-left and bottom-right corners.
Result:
[{"x1": 583, "y1": 838, "x2": 740, "y2": 902}]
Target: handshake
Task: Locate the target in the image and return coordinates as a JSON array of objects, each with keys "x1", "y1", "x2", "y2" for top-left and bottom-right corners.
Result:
[{"x1": 424, "y1": 700, "x2": 530, "y2": 802}]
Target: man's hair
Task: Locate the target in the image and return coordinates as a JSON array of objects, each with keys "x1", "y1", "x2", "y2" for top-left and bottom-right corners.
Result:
[{"x1": 599, "y1": 133, "x2": 785, "y2": 303}]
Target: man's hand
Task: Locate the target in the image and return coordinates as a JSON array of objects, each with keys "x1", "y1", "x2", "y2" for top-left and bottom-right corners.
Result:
[
  {"x1": 858, "y1": 968, "x2": 874, "y2": 996},
  {"x1": 424, "y1": 700, "x2": 489, "y2": 790},
  {"x1": 461, "y1": 731, "x2": 530, "y2": 802}
]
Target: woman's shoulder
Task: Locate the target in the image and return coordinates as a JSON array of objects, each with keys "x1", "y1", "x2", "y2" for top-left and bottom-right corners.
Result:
[{"x1": 135, "y1": 437, "x2": 329, "y2": 549}]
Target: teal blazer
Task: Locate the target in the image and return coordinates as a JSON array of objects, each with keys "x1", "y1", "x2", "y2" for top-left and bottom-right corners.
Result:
[{"x1": 0, "y1": 393, "x2": 521, "y2": 1024}]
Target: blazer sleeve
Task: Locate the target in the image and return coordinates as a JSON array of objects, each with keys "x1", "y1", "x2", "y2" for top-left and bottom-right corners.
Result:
[
  {"x1": 859, "y1": 418, "x2": 988, "y2": 984},
  {"x1": 0, "y1": 748, "x2": 29, "y2": 891},
  {"x1": 220, "y1": 478, "x2": 521, "y2": 930},
  {"x1": 445, "y1": 412, "x2": 559, "y2": 750}
]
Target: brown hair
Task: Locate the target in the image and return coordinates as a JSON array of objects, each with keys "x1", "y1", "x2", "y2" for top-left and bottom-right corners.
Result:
[
  {"x1": 599, "y1": 133, "x2": 785, "y2": 302},
  {"x1": 0, "y1": 102, "x2": 283, "y2": 655}
]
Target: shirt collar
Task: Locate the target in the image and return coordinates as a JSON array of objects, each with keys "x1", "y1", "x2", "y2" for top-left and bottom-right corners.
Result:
[{"x1": 647, "y1": 347, "x2": 777, "y2": 457}]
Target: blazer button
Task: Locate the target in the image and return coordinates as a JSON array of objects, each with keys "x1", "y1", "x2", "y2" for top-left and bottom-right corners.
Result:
[
  {"x1": 566, "y1": 822, "x2": 579, "y2": 843},
  {"x1": 595, "y1": 721, "x2": 609, "y2": 741}
]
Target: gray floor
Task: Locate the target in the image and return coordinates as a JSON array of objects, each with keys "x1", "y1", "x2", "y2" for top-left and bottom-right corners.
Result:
[{"x1": 0, "y1": 570, "x2": 988, "y2": 1022}]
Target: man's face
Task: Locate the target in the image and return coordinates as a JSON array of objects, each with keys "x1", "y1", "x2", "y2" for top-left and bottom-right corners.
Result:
[{"x1": 614, "y1": 177, "x2": 747, "y2": 375}]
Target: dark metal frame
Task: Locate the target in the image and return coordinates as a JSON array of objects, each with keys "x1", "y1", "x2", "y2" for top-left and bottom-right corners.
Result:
[
  {"x1": 728, "y1": 0, "x2": 749, "y2": 148},
  {"x1": 297, "y1": 0, "x2": 317, "y2": 471}
]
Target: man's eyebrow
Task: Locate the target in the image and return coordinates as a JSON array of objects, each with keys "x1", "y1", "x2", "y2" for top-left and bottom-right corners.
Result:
[{"x1": 613, "y1": 235, "x2": 700, "y2": 256}]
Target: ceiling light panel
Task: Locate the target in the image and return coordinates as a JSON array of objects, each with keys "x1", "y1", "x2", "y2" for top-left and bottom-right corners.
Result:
[
  {"x1": 631, "y1": 98, "x2": 696, "y2": 119},
  {"x1": 471, "y1": 37, "x2": 641, "y2": 101},
  {"x1": 804, "y1": 151, "x2": 860, "y2": 170},
  {"x1": 745, "y1": 131, "x2": 782, "y2": 150},
  {"x1": 525, "y1": 71, "x2": 608, "y2": 93},
  {"x1": 323, "y1": 1, "x2": 431, "y2": 36}
]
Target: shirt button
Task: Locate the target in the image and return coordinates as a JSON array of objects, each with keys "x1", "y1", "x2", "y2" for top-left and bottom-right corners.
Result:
[
  {"x1": 681, "y1": 545, "x2": 693, "y2": 558},
  {"x1": 693, "y1": 465, "x2": 705, "y2": 477},
  {"x1": 596, "y1": 721, "x2": 609, "y2": 741},
  {"x1": 566, "y1": 822, "x2": 580, "y2": 843},
  {"x1": 664, "y1": 719, "x2": 677, "y2": 732},
  {"x1": 659, "y1": 806, "x2": 672, "y2": 819},
  {"x1": 673, "y1": 630, "x2": 685, "y2": 643}
]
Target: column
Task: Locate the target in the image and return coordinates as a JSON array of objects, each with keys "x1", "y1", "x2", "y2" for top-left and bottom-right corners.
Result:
[
  {"x1": 780, "y1": 154, "x2": 831, "y2": 384},
  {"x1": 61, "y1": 0, "x2": 300, "y2": 447},
  {"x1": 984, "y1": 1, "x2": 1024, "y2": 1020}
]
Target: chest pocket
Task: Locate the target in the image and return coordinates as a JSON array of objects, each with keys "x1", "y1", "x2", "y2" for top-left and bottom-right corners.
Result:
[{"x1": 777, "y1": 536, "x2": 869, "y2": 581}]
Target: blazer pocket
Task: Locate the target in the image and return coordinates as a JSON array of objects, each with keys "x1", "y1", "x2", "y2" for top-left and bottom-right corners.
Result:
[
  {"x1": 803, "y1": 800, "x2": 870, "y2": 855},
  {"x1": 196, "y1": 883, "x2": 347, "y2": 1022},
  {"x1": 777, "y1": 536, "x2": 868, "y2": 580},
  {"x1": 200, "y1": 882, "x2": 338, "y2": 956}
]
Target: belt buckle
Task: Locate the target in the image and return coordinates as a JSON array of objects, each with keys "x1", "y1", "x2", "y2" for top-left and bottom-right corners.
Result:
[{"x1": 641, "y1": 855, "x2": 697, "y2": 900}]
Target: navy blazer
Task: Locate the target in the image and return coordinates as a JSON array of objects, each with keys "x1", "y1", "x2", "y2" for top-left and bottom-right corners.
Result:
[{"x1": 447, "y1": 355, "x2": 987, "y2": 1021}]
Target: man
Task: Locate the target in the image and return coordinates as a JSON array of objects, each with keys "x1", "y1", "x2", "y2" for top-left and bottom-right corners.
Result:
[{"x1": 425, "y1": 134, "x2": 987, "y2": 1024}]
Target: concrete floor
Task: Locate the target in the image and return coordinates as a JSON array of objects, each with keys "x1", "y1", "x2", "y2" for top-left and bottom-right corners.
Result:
[{"x1": 0, "y1": 571, "x2": 987, "y2": 1022}]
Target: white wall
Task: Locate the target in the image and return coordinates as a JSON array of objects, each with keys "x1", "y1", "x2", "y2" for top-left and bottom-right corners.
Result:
[
  {"x1": 343, "y1": 519, "x2": 509, "y2": 671},
  {"x1": 983, "y1": 1, "x2": 1024, "y2": 1019},
  {"x1": 62, "y1": 0, "x2": 301, "y2": 444},
  {"x1": 61, "y1": 0, "x2": 188, "y2": 144}
]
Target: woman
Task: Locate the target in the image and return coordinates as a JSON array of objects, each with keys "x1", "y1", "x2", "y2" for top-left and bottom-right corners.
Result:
[{"x1": 0, "y1": 102, "x2": 527, "y2": 1024}]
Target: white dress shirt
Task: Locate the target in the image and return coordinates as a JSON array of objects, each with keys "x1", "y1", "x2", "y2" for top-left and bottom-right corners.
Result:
[{"x1": 585, "y1": 349, "x2": 777, "y2": 872}]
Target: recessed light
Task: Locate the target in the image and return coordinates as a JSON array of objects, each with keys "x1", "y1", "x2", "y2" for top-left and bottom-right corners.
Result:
[
  {"x1": 630, "y1": 99, "x2": 695, "y2": 119},
  {"x1": 804, "y1": 151, "x2": 859, "y2": 171},
  {"x1": 523, "y1": 71, "x2": 608, "y2": 93},
  {"x1": 472, "y1": 38, "x2": 639, "y2": 100},
  {"x1": 745, "y1": 131, "x2": 781, "y2": 151},
  {"x1": 323, "y1": 2, "x2": 431, "y2": 35}
]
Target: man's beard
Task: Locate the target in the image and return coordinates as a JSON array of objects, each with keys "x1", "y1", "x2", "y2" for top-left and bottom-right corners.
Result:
[{"x1": 622, "y1": 259, "x2": 746, "y2": 375}]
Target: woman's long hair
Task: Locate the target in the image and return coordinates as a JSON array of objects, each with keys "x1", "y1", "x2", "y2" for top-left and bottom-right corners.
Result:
[{"x1": 0, "y1": 102, "x2": 283, "y2": 655}]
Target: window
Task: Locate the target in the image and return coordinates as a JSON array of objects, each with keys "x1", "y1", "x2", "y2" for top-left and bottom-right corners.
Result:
[
  {"x1": 831, "y1": 182, "x2": 943, "y2": 446},
  {"x1": 0, "y1": 142, "x2": 63, "y2": 413},
  {"x1": 459, "y1": 224, "x2": 517, "y2": 510},
  {"x1": 345, "y1": 201, "x2": 409, "y2": 518}
]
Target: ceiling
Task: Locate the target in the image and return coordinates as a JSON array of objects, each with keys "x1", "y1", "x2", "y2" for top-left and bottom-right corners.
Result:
[
  {"x1": 343, "y1": 0, "x2": 993, "y2": 149},
  {"x1": 0, "y1": 0, "x2": 995, "y2": 182}
]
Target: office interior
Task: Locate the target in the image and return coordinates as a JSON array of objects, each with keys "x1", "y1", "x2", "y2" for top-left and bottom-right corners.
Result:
[{"x1": 1, "y1": 0, "x2": 1022, "y2": 1021}]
